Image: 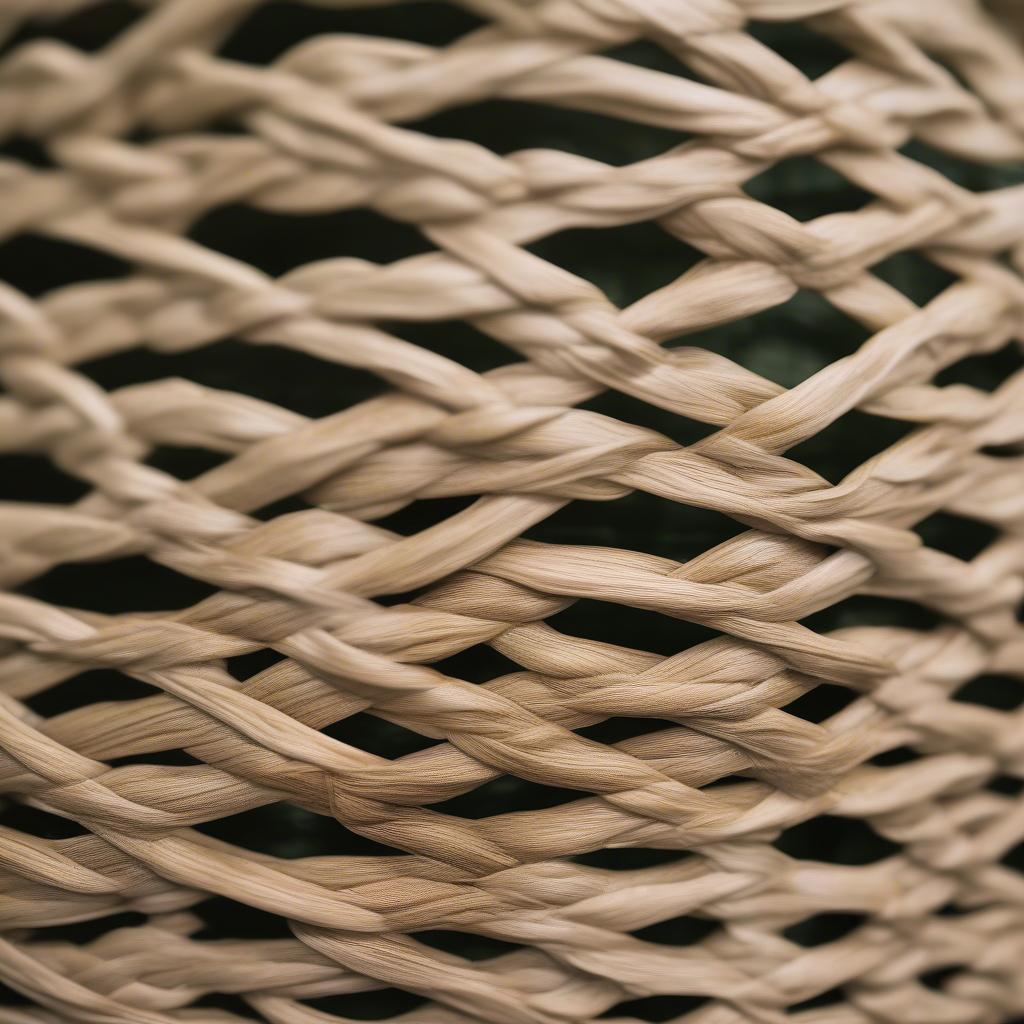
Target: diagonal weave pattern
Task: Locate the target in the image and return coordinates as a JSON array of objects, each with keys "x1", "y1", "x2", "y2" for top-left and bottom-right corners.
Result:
[{"x1": 2, "y1": 1, "x2": 1024, "y2": 1022}]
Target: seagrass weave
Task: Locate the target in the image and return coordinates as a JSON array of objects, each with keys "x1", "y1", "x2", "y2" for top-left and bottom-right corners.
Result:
[{"x1": 3, "y1": 1, "x2": 1024, "y2": 1022}]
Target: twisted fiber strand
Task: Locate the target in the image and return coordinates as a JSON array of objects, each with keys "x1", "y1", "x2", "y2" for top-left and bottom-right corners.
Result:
[{"x1": 2, "y1": 0, "x2": 1024, "y2": 1022}]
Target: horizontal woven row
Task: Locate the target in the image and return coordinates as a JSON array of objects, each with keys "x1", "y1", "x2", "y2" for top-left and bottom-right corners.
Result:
[{"x1": 1, "y1": 1, "x2": 1024, "y2": 1023}]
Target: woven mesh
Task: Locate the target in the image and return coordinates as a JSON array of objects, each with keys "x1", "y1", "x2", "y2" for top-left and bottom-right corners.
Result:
[{"x1": 2, "y1": 1, "x2": 1024, "y2": 1022}]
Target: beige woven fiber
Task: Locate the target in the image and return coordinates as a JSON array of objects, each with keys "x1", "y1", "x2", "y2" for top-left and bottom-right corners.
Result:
[{"x1": 2, "y1": 0, "x2": 1024, "y2": 1022}]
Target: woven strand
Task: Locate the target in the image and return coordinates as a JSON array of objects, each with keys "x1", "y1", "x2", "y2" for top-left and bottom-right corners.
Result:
[{"x1": 1, "y1": 1, "x2": 1024, "y2": 1022}]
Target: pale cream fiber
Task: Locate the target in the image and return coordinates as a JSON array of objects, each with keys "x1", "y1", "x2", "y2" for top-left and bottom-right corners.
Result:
[{"x1": 1, "y1": 0, "x2": 1024, "y2": 1022}]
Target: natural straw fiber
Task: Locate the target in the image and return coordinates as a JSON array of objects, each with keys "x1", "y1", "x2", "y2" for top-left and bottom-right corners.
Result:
[{"x1": 2, "y1": 1, "x2": 1024, "y2": 1022}]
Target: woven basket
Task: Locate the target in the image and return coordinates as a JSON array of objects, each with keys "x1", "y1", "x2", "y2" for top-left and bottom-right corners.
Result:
[{"x1": 2, "y1": 1, "x2": 1024, "y2": 1022}]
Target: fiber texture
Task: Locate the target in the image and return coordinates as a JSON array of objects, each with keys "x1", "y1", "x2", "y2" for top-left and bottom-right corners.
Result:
[{"x1": 2, "y1": 1, "x2": 1024, "y2": 1023}]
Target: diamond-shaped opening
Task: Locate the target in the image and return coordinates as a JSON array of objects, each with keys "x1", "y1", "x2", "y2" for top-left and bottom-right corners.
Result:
[
  {"x1": 144, "y1": 446, "x2": 232, "y2": 481},
  {"x1": 631, "y1": 914, "x2": 717, "y2": 946},
  {"x1": 526, "y1": 222, "x2": 704, "y2": 308},
  {"x1": 0, "y1": 233, "x2": 130, "y2": 297},
  {"x1": 935, "y1": 341, "x2": 1024, "y2": 392},
  {"x1": 744, "y1": 157, "x2": 872, "y2": 222},
  {"x1": 0, "y1": 0, "x2": 140, "y2": 57},
  {"x1": 17, "y1": 555, "x2": 217, "y2": 614},
  {"x1": 429, "y1": 775, "x2": 589, "y2": 819},
  {"x1": 900, "y1": 139, "x2": 1024, "y2": 189},
  {"x1": 194, "y1": 896, "x2": 292, "y2": 940},
  {"x1": 871, "y1": 251, "x2": 959, "y2": 307},
  {"x1": 324, "y1": 712, "x2": 441, "y2": 759},
  {"x1": 23, "y1": 668, "x2": 156, "y2": 718},
  {"x1": 670, "y1": 289, "x2": 870, "y2": 391},
  {"x1": 576, "y1": 388, "x2": 717, "y2": 446},
  {"x1": 0, "y1": 455, "x2": 90, "y2": 503},
  {"x1": 544, "y1": 599, "x2": 721, "y2": 659},
  {"x1": 373, "y1": 495, "x2": 477, "y2": 535},
  {"x1": 218, "y1": 0, "x2": 484, "y2": 64},
  {"x1": 598, "y1": 995, "x2": 709, "y2": 1021},
  {"x1": 188, "y1": 205, "x2": 433, "y2": 278},
  {"x1": 409, "y1": 99, "x2": 685, "y2": 166},
  {"x1": 786, "y1": 409, "x2": 916, "y2": 484},
  {"x1": 524, "y1": 491, "x2": 745, "y2": 564},
  {"x1": 571, "y1": 848, "x2": 691, "y2": 870},
  {"x1": 302, "y1": 990, "x2": 428, "y2": 1021},
  {"x1": 413, "y1": 930, "x2": 524, "y2": 961},
  {"x1": 430, "y1": 645, "x2": 522, "y2": 685},
  {"x1": 79, "y1": 338, "x2": 388, "y2": 417},
  {"x1": 106, "y1": 749, "x2": 203, "y2": 768},
  {"x1": 0, "y1": 136, "x2": 53, "y2": 168},
  {"x1": 987, "y1": 775, "x2": 1024, "y2": 796},
  {"x1": 576, "y1": 717, "x2": 676, "y2": 744},
  {"x1": 914, "y1": 511, "x2": 998, "y2": 561},
  {"x1": 384, "y1": 319, "x2": 519, "y2": 374},
  {"x1": 746, "y1": 21, "x2": 850, "y2": 81},
  {"x1": 952, "y1": 674, "x2": 1024, "y2": 711},
  {"x1": 773, "y1": 815, "x2": 899, "y2": 865},
  {"x1": 194, "y1": 802, "x2": 405, "y2": 858},
  {"x1": 29, "y1": 911, "x2": 146, "y2": 945},
  {"x1": 0, "y1": 801, "x2": 88, "y2": 839},
  {"x1": 226, "y1": 648, "x2": 286, "y2": 682},
  {"x1": 782, "y1": 683, "x2": 858, "y2": 724},
  {"x1": 871, "y1": 745, "x2": 923, "y2": 767},
  {"x1": 787, "y1": 986, "x2": 846, "y2": 1013},
  {"x1": 783, "y1": 912, "x2": 866, "y2": 948},
  {"x1": 803, "y1": 594, "x2": 943, "y2": 634},
  {"x1": 602, "y1": 40, "x2": 706, "y2": 83}
]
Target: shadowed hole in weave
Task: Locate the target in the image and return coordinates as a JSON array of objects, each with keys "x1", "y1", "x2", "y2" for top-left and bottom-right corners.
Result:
[
  {"x1": 746, "y1": 21, "x2": 850, "y2": 80},
  {"x1": 408, "y1": 99, "x2": 686, "y2": 166},
  {"x1": 0, "y1": 455, "x2": 90, "y2": 503},
  {"x1": 788, "y1": 407, "x2": 916, "y2": 484},
  {"x1": 571, "y1": 848, "x2": 692, "y2": 870},
  {"x1": 372, "y1": 495, "x2": 477, "y2": 535},
  {"x1": 188, "y1": 205, "x2": 433, "y2": 277},
  {"x1": 525, "y1": 222, "x2": 704, "y2": 308},
  {"x1": 28, "y1": 911, "x2": 147, "y2": 945},
  {"x1": 773, "y1": 815, "x2": 899, "y2": 865},
  {"x1": 0, "y1": 135, "x2": 53, "y2": 168},
  {"x1": 78, "y1": 338, "x2": 388, "y2": 417},
  {"x1": 0, "y1": 982, "x2": 29, "y2": 1006},
  {"x1": 602, "y1": 39, "x2": 706, "y2": 83},
  {"x1": 324, "y1": 712, "x2": 441, "y2": 758},
  {"x1": 0, "y1": 0, "x2": 140, "y2": 57},
  {"x1": 597, "y1": 995, "x2": 710, "y2": 1021},
  {"x1": 0, "y1": 801, "x2": 88, "y2": 839},
  {"x1": 744, "y1": 157, "x2": 872, "y2": 222},
  {"x1": 900, "y1": 138, "x2": 1024, "y2": 189},
  {"x1": 428, "y1": 775, "x2": 590, "y2": 819},
  {"x1": 631, "y1": 914, "x2": 718, "y2": 946},
  {"x1": 226, "y1": 648, "x2": 287, "y2": 682},
  {"x1": 935, "y1": 340, "x2": 1024, "y2": 391},
  {"x1": 382, "y1": 319, "x2": 519, "y2": 373},
  {"x1": 871, "y1": 250, "x2": 959, "y2": 306},
  {"x1": 782, "y1": 683, "x2": 858, "y2": 724},
  {"x1": 106, "y1": 748, "x2": 204, "y2": 767},
  {"x1": 782, "y1": 912, "x2": 867, "y2": 947},
  {"x1": 251, "y1": 493, "x2": 316, "y2": 522},
  {"x1": 667, "y1": 289, "x2": 870, "y2": 391},
  {"x1": 1003, "y1": 841, "x2": 1024, "y2": 871},
  {"x1": 870, "y1": 745, "x2": 923, "y2": 767},
  {"x1": 194, "y1": 802, "x2": 406, "y2": 858},
  {"x1": 987, "y1": 775, "x2": 1024, "y2": 796},
  {"x1": 920, "y1": 965, "x2": 964, "y2": 991},
  {"x1": 952, "y1": 674, "x2": 1024, "y2": 711},
  {"x1": 194, "y1": 896, "x2": 294, "y2": 939},
  {"x1": 803, "y1": 594, "x2": 943, "y2": 634},
  {"x1": 575, "y1": 387, "x2": 717, "y2": 446},
  {"x1": 413, "y1": 930, "x2": 525, "y2": 960},
  {"x1": 913, "y1": 511, "x2": 998, "y2": 561},
  {"x1": 787, "y1": 986, "x2": 847, "y2": 1012},
  {"x1": 190, "y1": 994, "x2": 262, "y2": 1020},
  {"x1": 543, "y1": 599, "x2": 721, "y2": 659},
  {"x1": 575, "y1": 717, "x2": 676, "y2": 744},
  {"x1": 524, "y1": 490, "x2": 746, "y2": 562},
  {"x1": 303, "y1": 990, "x2": 428, "y2": 1020},
  {"x1": 0, "y1": 233, "x2": 130, "y2": 297},
  {"x1": 218, "y1": 0, "x2": 484, "y2": 64},
  {"x1": 144, "y1": 445, "x2": 232, "y2": 481},
  {"x1": 16, "y1": 555, "x2": 217, "y2": 614},
  {"x1": 428, "y1": 644, "x2": 522, "y2": 685},
  {"x1": 23, "y1": 668, "x2": 157, "y2": 717},
  {"x1": 983, "y1": 442, "x2": 1024, "y2": 457}
]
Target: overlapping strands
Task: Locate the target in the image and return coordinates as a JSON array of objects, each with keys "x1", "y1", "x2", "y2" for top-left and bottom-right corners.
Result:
[{"x1": 1, "y1": 1, "x2": 1024, "y2": 1022}]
